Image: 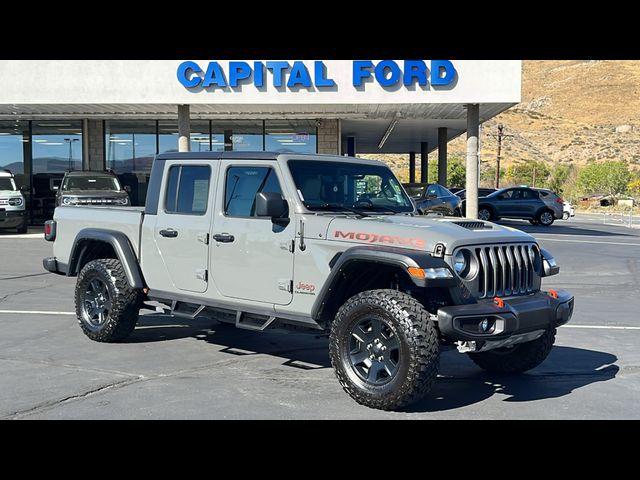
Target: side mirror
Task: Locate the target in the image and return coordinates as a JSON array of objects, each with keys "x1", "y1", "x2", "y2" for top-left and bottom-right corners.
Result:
[
  {"x1": 123, "y1": 185, "x2": 132, "y2": 193},
  {"x1": 20, "y1": 185, "x2": 29, "y2": 193},
  {"x1": 255, "y1": 192, "x2": 287, "y2": 219}
]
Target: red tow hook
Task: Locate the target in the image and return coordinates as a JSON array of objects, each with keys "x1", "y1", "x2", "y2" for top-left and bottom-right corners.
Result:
[
  {"x1": 494, "y1": 297, "x2": 505, "y2": 308},
  {"x1": 548, "y1": 289, "x2": 559, "y2": 299}
]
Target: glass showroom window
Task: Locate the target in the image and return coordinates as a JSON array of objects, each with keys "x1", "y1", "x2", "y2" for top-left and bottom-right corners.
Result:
[
  {"x1": 212, "y1": 120, "x2": 264, "y2": 152},
  {"x1": 190, "y1": 121, "x2": 212, "y2": 152},
  {"x1": 32, "y1": 121, "x2": 83, "y2": 174},
  {"x1": 105, "y1": 120, "x2": 157, "y2": 206},
  {"x1": 265, "y1": 120, "x2": 317, "y2": 153},
  {"x1": 0, "y1": 120, "x2": 28, "y2": 188}
]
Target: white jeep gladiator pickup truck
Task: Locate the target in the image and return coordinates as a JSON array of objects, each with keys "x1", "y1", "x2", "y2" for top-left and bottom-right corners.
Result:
[{"x1": 43, "y1": 152, "x2": 574, "y2": 410}]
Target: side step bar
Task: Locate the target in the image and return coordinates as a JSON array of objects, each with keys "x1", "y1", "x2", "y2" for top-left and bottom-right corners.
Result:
[{"x1": 235, "y1": 311, "x2": 277, "y2": 331}]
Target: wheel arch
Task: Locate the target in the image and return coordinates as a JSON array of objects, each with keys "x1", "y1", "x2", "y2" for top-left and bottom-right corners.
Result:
[
  {"x1": 311, "y1": 245, "x2": 456, "y2": 324},
  {"x1": 68, "y1": 228, "x2": 146, "y2": 289}
]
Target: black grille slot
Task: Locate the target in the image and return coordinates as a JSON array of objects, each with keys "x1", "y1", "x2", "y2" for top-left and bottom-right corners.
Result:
[{"x1": 464, "y1": 243, "x2": 539, "y2": 299}]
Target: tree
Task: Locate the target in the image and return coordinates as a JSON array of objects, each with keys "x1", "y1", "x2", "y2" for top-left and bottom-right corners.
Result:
[
  {"x1": 503, "y1": 160, "x2": 550, "y2": 188},
  {"x1": 628, "y1": 178, "x2": 640, "y2": 198},
  {"x1": 426, "y1": 156, "x2": 466, "y2": 187},
  {"x1": 577, "y1": 161, "x2": 631, "y2": 197},
  {"x1": 547, "y1": 164, "x2": 574, "y2": 195}
]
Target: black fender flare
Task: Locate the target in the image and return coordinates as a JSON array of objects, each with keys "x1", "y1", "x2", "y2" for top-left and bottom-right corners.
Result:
[
  {"x1": 311, "y1": 245, "x2": 457, "y2": 322},
  {"x1": 68, "y1": 228, "x2": 145, "y2": 289}
]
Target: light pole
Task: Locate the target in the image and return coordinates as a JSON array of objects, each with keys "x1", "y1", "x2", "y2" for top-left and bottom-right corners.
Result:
[
  {"x1": 64, "y1": 138, "x2": 80, "y2": 171},
  {"x1": 488, "y1": 124, "x2": 513, "y2": 189}
]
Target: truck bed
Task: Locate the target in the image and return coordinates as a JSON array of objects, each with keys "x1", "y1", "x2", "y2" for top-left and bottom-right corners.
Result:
[{"x1": 52, "y1": 206, "x2": 145, "y2": 266}]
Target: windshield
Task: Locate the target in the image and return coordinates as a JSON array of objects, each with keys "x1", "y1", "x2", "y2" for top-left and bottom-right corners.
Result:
[
  {"x1": 0, "y1": 177, "x2": 17, "y2": 191},
  {"x1": 62, "y1": 176, "x2": 120, "y2": 191},
  {"x1": 404, "y1": 185, "x2": 426, "y2": 199},
  {"x1": 288, "y1": 160, "x2": 414, "y2": 213}
]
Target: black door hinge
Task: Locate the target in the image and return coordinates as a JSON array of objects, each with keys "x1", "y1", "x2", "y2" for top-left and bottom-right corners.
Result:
[{"x1": 290, "y1": 239, "x2": 295, "y2": 253}]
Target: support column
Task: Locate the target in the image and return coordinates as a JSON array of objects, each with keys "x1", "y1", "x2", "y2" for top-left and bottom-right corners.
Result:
[
  {"x1": 346, "y1": 136, "x2": 356, "y2": 157},
  {"x1": 420, "y1": 142, "x2": 428, "y2": 183},
  {"x1": 178, "y1": 104, "x2": 190, "y2": 152},
  {"x1": 409, "y1": 152, "x2": 416, "y2": 183},
  {"x1": 86, "y1": 120, "x2": 105, "y2": 171},
  {"x1": 465, "y1": 104, "x2": 480, "y2": 219},
  {"x1": 437, "y1": 127, "x2": 448, "y2": 186}
]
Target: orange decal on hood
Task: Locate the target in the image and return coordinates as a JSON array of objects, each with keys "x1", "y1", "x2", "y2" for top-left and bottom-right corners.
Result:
[{"x1": 334, "y1": 230, "x2": 426, "y2": 249}]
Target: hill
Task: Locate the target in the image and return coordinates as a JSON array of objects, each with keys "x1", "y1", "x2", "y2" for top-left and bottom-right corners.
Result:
[{"x1": 363, "y1": 60, "x2": 640, "y2": 183}]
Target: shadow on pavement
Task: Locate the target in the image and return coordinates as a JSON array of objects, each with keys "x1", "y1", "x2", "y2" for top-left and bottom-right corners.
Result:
[
  {"x1": 499, "y1": 220, "x2": 635, "y2": 237},
  {"x1": 405, "y1": 346, "x2": 618, "y2": 413},
  {"x1": 131, "y1": 314, "x2": 618, "y2": 412},
  {"x1": 130, "y1": 313, "x2": 332, "y2": 369}
]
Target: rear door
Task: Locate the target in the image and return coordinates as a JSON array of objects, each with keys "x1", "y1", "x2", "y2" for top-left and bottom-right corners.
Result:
[
  {"x1": 153, "y1": 161, "x2": 216, "y2": 293},
  {"x1": 209, "y1": 161, "x2": 295, "y2": 305},
  {"x1": 519, "y1": 188, "x2": 540, "y2": 217}
]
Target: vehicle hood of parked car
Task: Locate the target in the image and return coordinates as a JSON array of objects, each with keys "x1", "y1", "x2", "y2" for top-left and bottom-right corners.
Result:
[
  {"x1": 60, "y1": 189, "x2": 128, "y2": 197},
  {"x1": 0, "y1": 189, "x2": 22, "y2": 197},
  {"x1": 326, "y1": 214, "x2": 535, "y2": 254}
]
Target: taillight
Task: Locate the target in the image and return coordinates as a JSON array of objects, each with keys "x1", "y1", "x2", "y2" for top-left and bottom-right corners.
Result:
[
  {"x1": 44, "y1": 220, "x2": 56, "y2": 241},
  {"x1": 556, "y1": 197, "x2": 564, "y2": 204}
]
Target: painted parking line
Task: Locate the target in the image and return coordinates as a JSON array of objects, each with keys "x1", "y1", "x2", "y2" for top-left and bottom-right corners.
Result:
[
  {"x1": 0, "y1": 233, "x2": 44, "y2": 239},
  {"x1": 535, "y1": 237, "x2": 640, "y2": 247},
  {"x1": 0, "y1": 310, "x2": 75, "y2": 316},
  {"x1": 562, "y1": 324, "x2": 640, "y2": 331},
  {"x1": 0, "y1": 310, "x2": 638, "y2": 332}
]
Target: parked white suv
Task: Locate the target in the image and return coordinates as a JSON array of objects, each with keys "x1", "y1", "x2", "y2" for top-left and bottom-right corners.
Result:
[{"x1": 0, "y1": 169, "x2": 27, "y2": 234}]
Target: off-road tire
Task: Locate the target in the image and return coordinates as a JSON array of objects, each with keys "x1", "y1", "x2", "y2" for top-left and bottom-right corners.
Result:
[
  {"x1": 467, "y1": 326, "x2": 557, "y2": 374},
  {"x1": 536, "y1": 209, "x2": 555, "y2": 226},
  {"x1": 453, "y1": 208, "x2": 462, "y2": 217},
  {"x1": 75, "y1": 259, "x2": 142, "y2": 342},
  {"x1": 329, "y1": 289, "x2": 439, "y2": 410},
  {"x1": 16, "y1": 223, "x2": 27, "y2": 234}
]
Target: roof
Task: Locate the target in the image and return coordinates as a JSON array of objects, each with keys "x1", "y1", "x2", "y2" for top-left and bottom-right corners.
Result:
[
  {"x1": 0, "y1": 169, "x2": 14, "y2": 177},
  {"x1": 154, "y1": 152, "x2": 386, "y2": 166}
]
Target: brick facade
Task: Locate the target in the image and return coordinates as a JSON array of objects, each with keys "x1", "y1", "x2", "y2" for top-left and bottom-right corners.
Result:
[{"x1": 317, "y1": 119, "x2": 341, "y2": 155}]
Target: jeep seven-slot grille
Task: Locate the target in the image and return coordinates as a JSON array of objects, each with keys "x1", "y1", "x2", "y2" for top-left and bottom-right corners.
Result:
[{"x1": 473, "y1": 243, "x2": 540, "y2": 299}]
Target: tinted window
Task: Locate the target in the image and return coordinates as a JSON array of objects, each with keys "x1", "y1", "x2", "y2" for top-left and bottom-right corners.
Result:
[
  {"x1": 426, "y1": 184, "x2": 439, "y2": 197},
  {"x1": 0, "y1": 177, "x2": 16, "y2": 190},
  {"x1": 497, "y1": 189, "x2": 515, "y2": 200},
  {"x1": 404, "y1": 185, "x2": 426, "y2": 199},
  {"x1": 225, "y1": 166, "x2": 283, "y2": 217},
  {"x1": 520, "y1": 189, "x2": 539, "y2": 200},
  {"x1": 165, "y1": 165, "x2": 210, "y2": 215},
  {"x1": 63, "y1": 176, "x2": 120, "y2": 191}
]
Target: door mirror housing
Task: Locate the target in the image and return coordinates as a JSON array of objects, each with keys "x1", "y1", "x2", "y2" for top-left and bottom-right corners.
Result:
[
  {"x1": 255, "y1": 192, "x2": 288, "y2": 219},
  {"x1": 20, "y1": 185, "x2": 29, "y2": 193},
  {"x1": 123, "y1": 185, "x2": 132, "y2": 193}
]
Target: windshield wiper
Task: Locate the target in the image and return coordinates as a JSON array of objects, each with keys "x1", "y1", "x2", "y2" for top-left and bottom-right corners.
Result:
[
  {"x1": 352, "y1": 201, "x2": 399, "y2": 215},
  {"x1": 306, "y1": 202, "x2": 370, "y2": 217}
]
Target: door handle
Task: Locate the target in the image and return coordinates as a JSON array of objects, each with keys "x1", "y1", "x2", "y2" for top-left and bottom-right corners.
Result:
[
  {"x1": 212, "y1": 233, "x2": 235, "y2": 243},
  {"x1": 159, "y1": 229, "x2": 179, "y2": 238}
]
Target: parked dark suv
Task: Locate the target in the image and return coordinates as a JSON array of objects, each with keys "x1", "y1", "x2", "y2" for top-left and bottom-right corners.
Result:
[
  {"x1": 402, "y1": 183, "x2": 462, "y2": 216},
  {"x1": 55, "y1": 171, "x2": 130, "y2": 207},
  {"x1": 476, "y1": 187, "x2": 562, "y2": 226}
]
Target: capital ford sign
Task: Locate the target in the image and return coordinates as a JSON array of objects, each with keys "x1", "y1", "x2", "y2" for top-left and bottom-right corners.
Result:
[{"x1": 177, "y1": 60, "x2": 456, "y2": 90}]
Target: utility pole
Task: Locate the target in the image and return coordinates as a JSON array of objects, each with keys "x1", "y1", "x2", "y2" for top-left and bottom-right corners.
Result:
[{"x1": 488, "y1": 124, "x2": 513, "y2": 189}]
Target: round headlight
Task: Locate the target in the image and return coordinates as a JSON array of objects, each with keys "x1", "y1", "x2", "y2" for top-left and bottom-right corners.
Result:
[
  {"x1": 454, "y1": 250, "x2": 467, "y2": 274},
  {"x1": 9, "y1": 197, "x2": 23, "y2": 206},
  {"x1": 62, "y1": 197, "x2": 72, "y2": 205}
]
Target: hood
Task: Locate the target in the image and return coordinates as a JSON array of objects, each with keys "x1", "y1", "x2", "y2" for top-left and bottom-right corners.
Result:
[
  {"x1": 60, "y1": 190, "x2": 127, "y2": 197},
  {"x1": 326, "y1": 215, "x2": 535, "y2": 254},
  {"x1": 0, "y1": 190, "x2": 22, "y2": 197}
]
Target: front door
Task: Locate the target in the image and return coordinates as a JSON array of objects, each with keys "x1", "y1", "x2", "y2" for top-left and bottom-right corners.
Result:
[
  {"x1": 210, "y1": 161, "x2": 295, "y2": 305},
  {"x1": 154, "y1": 161, "x2": 215, "y2": 293}
]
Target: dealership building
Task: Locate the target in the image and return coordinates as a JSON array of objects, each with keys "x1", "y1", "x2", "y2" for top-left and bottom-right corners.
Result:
[{"x1": 0, "y1": 60, "x2": 521, "y2": 223}]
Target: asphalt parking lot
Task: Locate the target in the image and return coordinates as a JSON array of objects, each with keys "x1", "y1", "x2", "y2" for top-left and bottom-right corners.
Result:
[{"x1": 1, "y1": 215, "x2": 639, "y2": 419}]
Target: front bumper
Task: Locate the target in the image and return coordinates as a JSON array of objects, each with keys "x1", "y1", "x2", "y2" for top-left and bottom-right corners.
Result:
[
  {"x1": 438, "y1": 290, "x2": 574, "y2": 341},
  {"x1": 0, "y1": 210, "x2": 25, "y2": 228}
]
